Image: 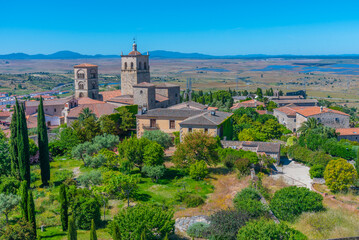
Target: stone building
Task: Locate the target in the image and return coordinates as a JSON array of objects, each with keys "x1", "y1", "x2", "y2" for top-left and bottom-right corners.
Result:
[
  {"x1": 273, "y1": 104, "x2": 308, "y2": 132},
  {"x1": 74, "y1": 63, "x2": 100, "y2": 100},
  {"x1": 336, "y1": 128, "x2": 359, "y2": 142}
]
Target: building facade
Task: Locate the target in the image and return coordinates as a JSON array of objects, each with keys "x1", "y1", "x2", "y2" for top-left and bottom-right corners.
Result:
[{"x1": 74, "y1": 63, "x2": 100, "y2": 100}]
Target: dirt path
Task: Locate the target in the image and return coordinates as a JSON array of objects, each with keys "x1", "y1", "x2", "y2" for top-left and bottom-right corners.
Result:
[
  {"x1": 73, "y1": 167, "x2": 81, "y2": 178},
  {"x1": 175, "y1": 173, "x2": 250, "y2": 218}
]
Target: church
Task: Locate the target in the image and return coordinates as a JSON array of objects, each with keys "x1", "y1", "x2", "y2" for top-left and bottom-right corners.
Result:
[{"x1": 73, "y1": 41, "x2": 180, "y2": 111}]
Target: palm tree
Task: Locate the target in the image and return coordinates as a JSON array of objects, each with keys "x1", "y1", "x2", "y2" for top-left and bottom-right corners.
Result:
[
  {"x1": 298, "y1": 117, "x2": 322, "y2": 135},
  {"x1": 78, "y1": 108, "x2": 96, "y2": 122}
]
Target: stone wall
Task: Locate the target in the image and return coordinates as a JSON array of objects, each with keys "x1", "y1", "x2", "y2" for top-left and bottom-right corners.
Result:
[
  {"x1": 273, "y1": 109, "x2": 297, "y2": 132},
  {"x1": 296, "y1": 112, "x2": 349, "y2": 130}
]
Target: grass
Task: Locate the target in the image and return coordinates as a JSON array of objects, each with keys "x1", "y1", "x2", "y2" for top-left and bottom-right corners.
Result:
[{"x1": 38, "y1": 226, "x2": 112, "y2": 240}]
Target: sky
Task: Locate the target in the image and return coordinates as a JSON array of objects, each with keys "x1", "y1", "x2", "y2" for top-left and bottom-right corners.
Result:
[{"x1": 2, "y1": 0, "x2": 359, "y2": 55}]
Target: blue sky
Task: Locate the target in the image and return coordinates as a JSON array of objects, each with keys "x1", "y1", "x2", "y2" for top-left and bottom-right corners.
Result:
[{"x1": 1, "y1": 0, "x2": 359, "y2": 55}]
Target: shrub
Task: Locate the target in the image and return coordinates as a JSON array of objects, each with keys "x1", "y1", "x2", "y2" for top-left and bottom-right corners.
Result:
[
  {"x1": 187, "y1": 222, "x2": 209, "y2": 238},
  {"x1": 233, "y1": 188, "x2": 267, "y2": 218},
  {"x1": 53, "y1": 169, "x2": 73, "y2": 183},
  {"x1": 207, "y1": 209, "x2": 250, "y2": 240},
  {"x1": 270, "y1": 186, "x2": 324, "y2": 221},
  {"x1": 74, "y1": 196, "x2": 101, "y2": 230},
  {"x1": 142, "y1": 165, "x2": 166, "y2": 182},
  {"x1": 28, "y1": 138, "x2": 38, "y2": 156},
  {"x1": 183, "y1": 194, "x2": 205, "y2": 208},
  {"x1": 142, "y1": 130, "x2": 172, "y2": 149},
  {"x1": 143, "y1": 142, "x2": 164, "y2": 166},
  {"x1": 0, "y1": 177, "x2": 20, "y2": 195},
  {"x1": 324, "y1": 158, "x2": 358, "y2": 192},
  {"x1": 0, "y1": 218, "x2": 36, "y2": 240},
  {"x1": 309, "y1": 164, "x2": 325, "y2": 178},
  {"x1": 237, "y1": 219, "x2": 307, "y2": 240},
  {"x1": 77, "y1": 170, "x2": 103, "y2": 188},
  {"x1": 84, "y1": 153, "x2": 107, "y2": 168},
  {"x1": 234, "y1": 158, "x2": 251, "y2": 176},
  {"x1": 223, "y1": 154, "x2": 236, "y2": 170},
  {"x1": 189, "y1": 160, "x2": 208, "y2": 180}
]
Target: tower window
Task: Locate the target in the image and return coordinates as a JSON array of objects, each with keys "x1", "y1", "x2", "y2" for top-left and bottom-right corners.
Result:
[
  {"x1": 144, "y1": 62, "x2": 147, "y2": 70},
  {"x1": 139, "y1": 62, "x2": 142, "y2": 70},
  {"x1": 92, "y1": 81, "x2": 97, "y2": 89},
  {"x1": 79, "y1": 93, "x2": 84, "y2": 98},
  {"x1": 124, "y1": 62, "x2": 127, "y2": 69},
  {"x1": 77, "y1": 70, "x2": 85, "y2": 79},
  {"x1": 90, "y1": 73, "x2": 97, "y2": 78},
  {"x1": 78, "y1": 82, "x2": 84, "y2": 90},
  {"x1": 131, "y1": 62, "x2": 134, "y2": 69}
]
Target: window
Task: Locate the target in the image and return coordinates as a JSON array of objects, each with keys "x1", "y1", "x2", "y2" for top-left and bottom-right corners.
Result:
[
  {"x1": 204, "y1": 128, "x2": 208, "y2": 133},
  {"x1": 169, "y1": 120, "x2": 175, "y2": 129},
  {"x1": 150, "y1": 119, "x2": 156, "y2": 128},
  {"x1": 92, "y1": 93, "x2": 95, "y2": 99},
  {"x1": 90, "y1": 73, "x2": 96, "y2": 78},
  {"x1": 124, "y1": 62, "x2": 127, "y2": 69},
  {"x1": 140, "y1": 90, "x2": 143, "y2": 94},
  {"x1": 92, "y1": 81, "x2": 97, "y2": 89},
  {"x1": 335, "y1": 118, "x2": 339, "y2": 122},
  {"x1": 188, "y1": 128, "x2": 192, "y2": 132},
  {"x1": 79, "y1": 92, "x2": 84, "y2": 98},
  {"x1": 78, "y1": 82, "x2": 84, "y2": 90},
  {"x1": 131, "y1": 62, "x2": 134, "y2": 69},
  {"x1": 139, "y1": 62, "x2": 142, "y2": 70},
  {"x1": 54, "y1": 108, "x2": 57, "y2": 112},
  {"x1": 144, "y1": 62, "x2": 147, "y2": 70},
  {"x1": 294, "y1": 119, "x2": 296, "y2": 122},
  {"x1": 77, "y1": 70, "x2": 85, "y2": 79}
]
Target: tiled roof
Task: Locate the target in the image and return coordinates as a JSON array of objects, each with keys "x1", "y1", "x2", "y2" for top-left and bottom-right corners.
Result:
[
  {"x1": 128, "y1": 51, "x2": 142, "y2": 56},
  {"x1": 296, "y1": 106, "x2": 349, "y2": 117},
  {"x1": 0, "y1": 111, "x2": 11, "y2": 117},
  {"x1": 336, "y1": 128, "x2": 359, "y2": 136},
  {"x1": 155, "y1": 94, "x2": 169, "y2": 103},
  {"x1": 77, "y1": 97, "x2": 104, "y2": 105},
  {"x1": 25, "y1": 96, "x2": 74, "y2": 107},
  {"x1": 272, "y1": 99, "x2": 318, "y2": 105},
  {"x1": 221, "y1": 140, "x2": 281, "y2": 154},
  {"x1": 67, "y1": 103, "x2": 117, "y2": 118},
  {"x1": 256, "y1": 110, "x2": 269, "y2": 115},
  {"x1": 208, "y1": 107, "x2": 218, "y2": 111},
  {"x1": 155, "y1": 83, "x2": 180, "y2": 88},
  {"x1": 168, "y1": 101, "x2": 208, "y2": 110},
  {"x1": 133, "y1": 82, "x2": 155, "y2": 87},
  {"x1": 137, "y1": 108, "x2": 204, "y2": 119},
  {"x1": 100, "y1": 90, "x2": 122, "y2": 102},
  {"x1": 231, "y1": 99, "x2": 264, "y2": 109},
  {"x1": 74, "y1": 63, "x2": 98, "y2": 68},
  {"x1": 274, "y1": 104, "x2": 309, "y2": 117},
  {"x1": 180, "y1": 111, "x2": 233, "y2": 126},
  {"x1": 106, "y1": 95, "x2": 134, "y2": 105}
]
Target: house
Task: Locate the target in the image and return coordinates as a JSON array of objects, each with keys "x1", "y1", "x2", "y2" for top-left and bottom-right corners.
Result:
[
  {"x1": 231, "y1": 99, "x2": 264, "y2": 110},
  {"x1": 25, "y1": 97, "x2": 78, "y2": 117},
  {"x1": 136, "y1": 105, "x2": 233, "y2": 140},
  {"x1": 271, "y1": 97, "x2": 318, "y2": 107},
  {"x1": 221, "y1": 140, "x2": 281, "y2": 162},
  {"x1": 273, "y1": 104, "x2": 309, "y2": 132},
  {"x1": 336, "y1": 128, "x2": 359, "y2": 142},
  {"x1": 296, "y1": 106, "x2": 350, "y2": 130},
  {"x1": 26, "y1": 113, "x2": 61, "y2": 129},
  {"x1": 168, "y1": 101, "x2": 208, "y2": 110}
]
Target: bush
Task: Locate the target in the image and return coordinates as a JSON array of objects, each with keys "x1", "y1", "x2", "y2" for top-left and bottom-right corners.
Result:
[
  {"x1": 84, "y1": 153, "x2": 107, "y2": 168},
  {"x1": 74, "y1": 196, "x2": 101, "y2": 230},
  {"x1": 189, "y1": 160, "x2": 208, "y2": 180},
  {"x1": 143, "y1": 142, "x2": 164, "y2": 166},
  {"x1": 142, "y1": 165, "x2": 166, "y2": 182},
  {"x1": 309, "y1": 164, "x2": 325, "y2": 178},
  {"x1": 270, "y1": 186, "x2": 324, "y2": 221},
  {"x1": 234, "y1": 158, "x2": 251, "y2": 176},
  {"x1": 207, "y1": 209, "x2": 250, "y2": 240},
  {"x1": 324, "y1": 158, "x2": 358, "y2": 192},
  {"x1": 183, "y1": 194, "x2": 205, "y2": 208},
  {"x1": 0, "y1": 177, "x2": 20, "y2": 195},
  {"x1": 142, "y1": 130, "x2": 172, "y2": 149},
  {"x1": 77, "y1": 170, "x2": 103, "y2": 188},
  {"x1": 233, "y1": 188, "x2": 267, "y2": 218},
  {"x1": 223, "y1": 154, "x2": 236, "y2": 170},
  {"x1": 28, "y1": 138, "x2": 38, "y2": 156},
  {"x1": 187, "y1": 222, "x2": 210, "y2": 238},
  {"x1": 53, "y1": 169, "x2": 73, "y2": 183},
  {"x1": 237, "y1": 219, "x2": 307, "y2": 240},
  {"x1": 0, "y1": 218, "x2": 36, "y2": 240}
]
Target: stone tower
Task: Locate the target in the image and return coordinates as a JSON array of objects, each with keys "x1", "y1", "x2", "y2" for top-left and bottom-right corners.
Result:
[
  {"x1": 74, "y1": 63, "x2": 99, "y2": 100},
  {"x1": 121, "y1": 41, "x2": 150, "y2": 96}
]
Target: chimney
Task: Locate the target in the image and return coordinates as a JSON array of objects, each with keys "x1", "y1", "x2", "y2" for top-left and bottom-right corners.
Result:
[
  {"x1": 320, "y1": 106, "x2": 323, "y2": 112},
  {"x1": 211, "y1": 110, "x2": 216, "y2": 116}
]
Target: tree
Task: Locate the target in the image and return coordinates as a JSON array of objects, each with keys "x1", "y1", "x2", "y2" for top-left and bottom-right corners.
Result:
[
  {"x1": 142, "y1": 165, "x2": 166, "y2": 183},
  {"x1": 189, "y1": 160, "x2": 208, "y2": 180},
  {"x1": 117, "y1": 137, "x2": 151, "y2": 170},
  {"x1": 37, "y1": 97, "x2": 50, "y2": 186},
  {"x1": 142, "y1": 130, "x2": 172, "y2": 149},
  {"x1": 19, "y1": 181, "x2": 28, "y2": 220},
  {"x1": 233, "y1": 188, "x2": 267, "y2": 218},
  {"x1": 102, "y1": 171, "x2": 139, "y2": 207},
  {"x1": 9, "y1": 105, "x2": 19, "y2": 178},
  {"x1": 143, "y1": 142, "x2": 164, "y2": 166},
  {"x1": 237, "y1": 219, "x2": 307, "y2": 240},
  {"x1": 78, "y1": 107, "x2": 96, "y2": 122},
  {"x1": 256, "y1": 88, "x2": 263, "y2": 100},
  {"x1": 68, "y1": 216, "x2": 77, "y2": 240},
  {"x1": 266, "y1": 101, "x2": 278, "y2": 112},
  {"x1": 270, "y1": 186, "x2": 323, "y2": 221},
  {"x1": 0, "y1": 193, "x2": 20, "y2": 224},
  {"x1": 59, "y1": 184, "x2": 68, "y2": 231},
  {"x1": 99, "y1": 115, "x2": 117, "y2": 135},
  {"x1": 0, "y1": 219, "x2": 35, "y2": 240},
  {"x1": 298, "y1": 118, "x2": 322, "y2": 135},
  {"x1": 16, "y1": 102, "x2": 30, "y2": 186},
  {"x1": 0, "y1": 177, "x2": 20, "y2": 195},
  {"x1": 0, "y1": 133, "x2": 11, "y2": 177},
  {"x1": 90, "y1": 219, "x2": 97, "y2": 240},
  {"x1": 110, "y1": 204, "x2": 174, "y2": 240},
  {"x1": 173, "y1": 131, "x2": 219, "y2": 168},
  {"x1": 27, "y1": 191, "x2": 36, "y2": 238},
  {"x1": 74, "y1": 196, "x2": 101, "y2": 230},
  {"x1": 324, "y1": 159, "x2": 357, "y2": 192}
]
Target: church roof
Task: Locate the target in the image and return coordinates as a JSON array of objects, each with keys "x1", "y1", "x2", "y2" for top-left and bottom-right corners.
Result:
[
  {"x1": 128, "y1": 51, "x2": 142, "y2": 56},
  {"x1": 133, "y1": 82, "x2": 155, "y2": 87},
  {"x1": 77, "y1": 97, "x2": 104, "y2": 105},
  {"x1": 74, "y1": 63, "x2": 98, "y2": 68},
  {"x1": 100, "y1": 90, "x2": 122, "y2": 102}
]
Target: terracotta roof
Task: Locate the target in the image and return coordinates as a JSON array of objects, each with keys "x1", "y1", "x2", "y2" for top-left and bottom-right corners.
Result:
[
  {"x1": 133, "y1": 82, "x2": 155, "y2": 87},
  {"x1": 296, "y1": 106, "x2": 349, "y2": 117},
  {"x1": 155, "y1": 83, "x2": 180, "y2": 88},
  {"x1": 255, "y1": 110, "x2": 268, "y2": 115},
  {"x1": 74, "y1": 63, "x2": 98, "y2": 68},
  {"x1": 25, "y1": 97, "x2": 75, "y2": 107},
  {"x1": 67, "y1": 103, "x2": 117, "y2": 119},
  {"x1": 155, "y1": 94, "x2": 169, "y2": 103},
  {"x1": 274, "y1": 104, "x2": 309, "y2": 117},
  {"x1": 168, "y1": 101, "x2": 208, "y2": 110},
  {"x1": 221, "y1": 140, "x2": 281, "y2": 154},
  {"x1": 336, "y1": 128, "x2": 359, "y2": 136},
  {"x1": 77, "y1": 97, "x2": 104, "y2": 105},
  {"x1": 207, "y1": 107, "x2": 218, "y2": 111},
  {"x1": 272, "y1": 99, "x2": 318, "y2": 105},
  {"x1": 106, "y1": 95, "x2": 134, "y2": 105},
  {"x1": 231, "y1": 99, "x2": 264, "y2": 109},
  {"x1": 100, "y1": 90, "x2": 122, "y2": 102},
  {"x1": 0, "y1": 111, "x2": 11, "y2": 117},
  {"x1": 128, "y1": 51, "x2": 142, "y2": 56}
]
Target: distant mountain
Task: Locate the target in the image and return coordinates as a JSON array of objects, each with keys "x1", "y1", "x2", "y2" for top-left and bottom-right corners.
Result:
[{"x1": 2, "y1": 50, "x2": 359, "y2": 60}]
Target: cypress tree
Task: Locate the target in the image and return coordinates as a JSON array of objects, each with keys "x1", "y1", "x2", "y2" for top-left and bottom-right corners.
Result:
[
  {"x1": 37, "y1": 97, "x2": 50, "y2": 186},
  {"x1": 68, "y1": 215, "x2": 77, "y2": 240},
  {"x1": 163, "y1": 234, "x2": 169, "y2": 240},
  {"x1": 112, "y1": 224, "x2": 120, "y2": 240},
  {"x1": 9, "y1": 102, "x2": 19, "y2": 178},
  {"x1": 17, "y1": 102, "x2": 30, "y2": 186},
  {"x1": 90, "y1": 219, "x2": 97, "y2": 240},
  {"x1": 59, "y1": 184, "x2": 68, "y2": 231},
  {"x1": 19, "y1": 180, "x2": 28, "y2": 220},
  {"x1": 140, "y1": 230, "x2": 146, "y2": 240},
  {"x1": 28, "y1": 190, "x2": 37, "y2": 237}
]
